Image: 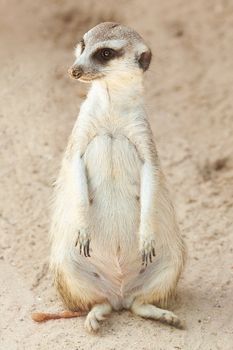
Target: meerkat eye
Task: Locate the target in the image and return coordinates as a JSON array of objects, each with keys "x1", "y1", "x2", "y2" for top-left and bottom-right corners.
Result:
[
  {"x1": 93, "y1": 48, "x2": 117, "y2": 63},
  {"x1": 101, "y1": 49, "x2": 114, "y2": 59}
]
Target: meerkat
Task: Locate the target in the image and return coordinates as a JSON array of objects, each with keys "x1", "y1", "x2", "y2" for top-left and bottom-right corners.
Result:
[{"x1": 43, "y1": 22, "x2": 186, "y2": 332}]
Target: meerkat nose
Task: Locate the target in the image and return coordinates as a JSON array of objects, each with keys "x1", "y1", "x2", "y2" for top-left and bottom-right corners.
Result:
[{"x1": 68, "y1": 65, "x2": 83, "y2": 79}]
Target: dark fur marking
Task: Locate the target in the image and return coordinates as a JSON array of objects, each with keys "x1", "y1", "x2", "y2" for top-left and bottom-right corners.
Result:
[
  {"x1": 110, "y1": 23, "x2": 119, "y2": 29},
  {"x1": 80, "y1": 39, "x2": 85, "y2": 53},
  {"x1": 93, "y1": 272, "x2": 100, "y2": 278},
  {"x1": 138, "y1": 50, "x2": 152, "y2": 71},
  {"x1": 92, "y1": 48, "x2": 124, "y2": 65}
]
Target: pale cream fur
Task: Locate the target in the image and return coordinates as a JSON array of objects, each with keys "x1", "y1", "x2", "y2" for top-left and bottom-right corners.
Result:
[{"x1": 50, "y1": 22, "x2": 186, "y2": 332}]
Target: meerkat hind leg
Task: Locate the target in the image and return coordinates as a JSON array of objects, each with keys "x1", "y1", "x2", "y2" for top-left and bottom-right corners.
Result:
[
  {"x1": 84, "y1": 302, "x2": 112, "y2": 333},
  {"x1": 131, "y1": 300, "x2": 184, "y2": 329}
]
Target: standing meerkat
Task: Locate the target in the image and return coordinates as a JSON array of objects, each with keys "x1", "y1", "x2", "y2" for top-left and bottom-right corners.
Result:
[{"x1": 48, "y1": 22, "x2": 185, "y2": 332}]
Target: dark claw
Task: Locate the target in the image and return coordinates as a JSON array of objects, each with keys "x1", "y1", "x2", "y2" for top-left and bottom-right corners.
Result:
[
  {"x1": 75, "y1": 231, "x2": 80, "y2": 247},
  {"x1": 84, "y1": 244, "x2": 87, "y2": 257},
  {"x1": 87, "y1": 239, "x2": 90, "y2": 257},
  {"x1": 83, "y1": 240, "x2": 90, "y2": 257},
  {"x1": 142, "y1": 248, "x2": 156, "y2": 266},
  {"x1": 76, "y1": 239, "x2": 91, "y2": 257},
  {"x1": 142, "y1": 251, "x2": 146, "y2": 265}
]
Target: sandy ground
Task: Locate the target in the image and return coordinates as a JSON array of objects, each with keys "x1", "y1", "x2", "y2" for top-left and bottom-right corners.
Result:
[{"x1": 0, "y1": 0, "x2": 233, "y2": 349}]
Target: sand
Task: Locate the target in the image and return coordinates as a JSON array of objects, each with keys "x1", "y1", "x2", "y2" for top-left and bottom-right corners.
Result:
[{"x1": 0, "y1": 0, "x2": 233, "y2": 349}]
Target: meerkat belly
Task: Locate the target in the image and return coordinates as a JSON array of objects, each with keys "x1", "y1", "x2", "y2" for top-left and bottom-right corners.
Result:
[
  {"x1": 83, "y1": 134, "x2": 142, "y2": 244},
  {"x1": 81, "y1": 134, "x2": 143, "y2": 303}
]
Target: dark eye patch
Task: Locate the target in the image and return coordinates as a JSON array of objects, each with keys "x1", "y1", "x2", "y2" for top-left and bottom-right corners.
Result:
[
  {"x1": 80, "y1": 39, "x2": 85, "y2": 53},
  {"x1": 92, "y1": 48, "x2": 124, "y2": 64}
]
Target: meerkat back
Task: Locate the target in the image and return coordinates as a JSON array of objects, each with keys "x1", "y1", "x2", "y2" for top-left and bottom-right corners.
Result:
[{"x1": 49, "y1": 22, "x2": 186, "y2": 332}]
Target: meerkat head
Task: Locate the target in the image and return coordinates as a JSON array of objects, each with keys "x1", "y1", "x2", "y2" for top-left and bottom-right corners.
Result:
[{"x1": 68, "y1": 22, "x2": 151, "y2": 83}]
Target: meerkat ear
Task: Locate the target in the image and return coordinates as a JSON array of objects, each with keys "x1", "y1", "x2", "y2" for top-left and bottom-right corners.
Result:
[
  {"x1": 138, "y1": 50, "x2": 152, "y2": 71},
  {"x1": 136, "y1": 43, "x2": 152, "y2": 72}
]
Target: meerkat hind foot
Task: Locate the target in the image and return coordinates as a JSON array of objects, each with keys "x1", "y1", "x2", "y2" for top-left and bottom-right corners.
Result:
[
  {"x1": 84, "y1": 303, "x2": 112, "y2": 333},
  {"x1": 131, "y1": 301, "x2": 184, "y2": 329}
]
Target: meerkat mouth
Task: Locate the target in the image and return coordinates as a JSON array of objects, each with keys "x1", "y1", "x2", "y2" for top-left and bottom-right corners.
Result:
[{"x1": 78, "y1": 74, "x2": 104, "y2": 82}]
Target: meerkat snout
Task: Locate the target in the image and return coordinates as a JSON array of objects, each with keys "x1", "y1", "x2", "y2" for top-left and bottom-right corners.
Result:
[
  {"x1": 68, "y1": 22, "x2": 152, "y2": 83},
  {"x1": 68, "y1": 65, "x2": 83, "y2": 79}
]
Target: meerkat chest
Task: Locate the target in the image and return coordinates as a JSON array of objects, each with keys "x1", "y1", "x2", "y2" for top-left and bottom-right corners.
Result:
[{"x1": 83, "y1": 128, "x2": 142, "y2": 198}]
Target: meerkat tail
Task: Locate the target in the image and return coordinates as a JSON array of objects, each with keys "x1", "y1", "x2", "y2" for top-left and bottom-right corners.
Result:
[{"x1": 31, "y1": 310, "x2": 87, "y2": 323}]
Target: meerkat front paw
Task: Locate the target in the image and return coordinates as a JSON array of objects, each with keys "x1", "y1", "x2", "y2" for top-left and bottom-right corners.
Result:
[
  {"x1": 75, "y1": 228, "x2": 91, "y2": 257},
  {"x1": 140, "y1": 237, "x2": 156, "y2": 266}
]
